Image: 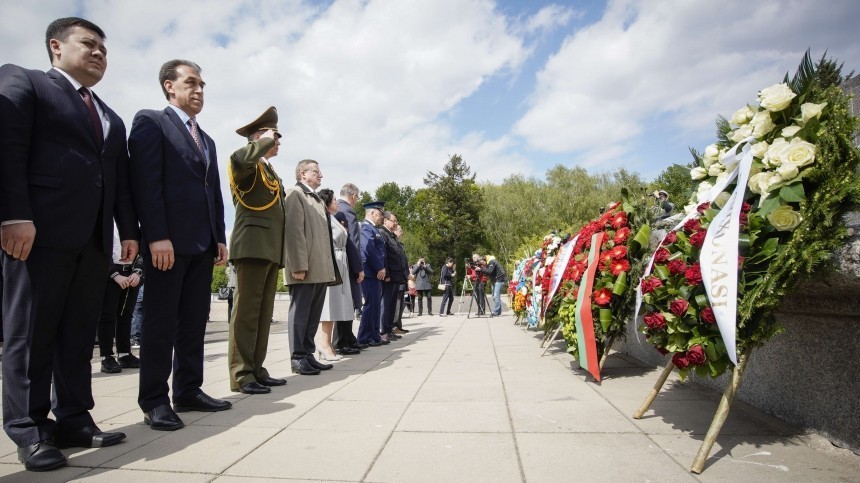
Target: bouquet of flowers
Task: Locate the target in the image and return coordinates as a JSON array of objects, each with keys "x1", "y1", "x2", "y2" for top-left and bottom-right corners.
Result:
[
  {"x1": 639, "y1": 54, "x2": 860, "y2": 379},
  {"x1": 557, "y1": 192, "x2": 651, "y2": 379}
]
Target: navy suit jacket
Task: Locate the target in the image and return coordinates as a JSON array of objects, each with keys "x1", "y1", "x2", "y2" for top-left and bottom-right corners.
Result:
[
  {"x1": 360, "y1": 220, "x2": 386, "y2": 277},
  {"x1": 0, "y1": 66, "x2": 138, "y2": 250},
  {"x1": 334, "y1": 211, "x2": 362, "y2": 278},
  {"x1": 128, "y1": 107, "x2": 226, "y2": 255}
]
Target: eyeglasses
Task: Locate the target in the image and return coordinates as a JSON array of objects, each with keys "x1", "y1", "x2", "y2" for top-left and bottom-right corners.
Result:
[{"x1": 304, "y1": 168, "x2": 322, "y2": 176}]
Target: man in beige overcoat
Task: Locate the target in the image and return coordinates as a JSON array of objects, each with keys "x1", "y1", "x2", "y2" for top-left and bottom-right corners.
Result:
[
  {"x1": 283, "y1": 159, "x2": 340, "y2": 375},
  {"x1": 226, "y1": 106, "x2": 289, "y2": 394}
]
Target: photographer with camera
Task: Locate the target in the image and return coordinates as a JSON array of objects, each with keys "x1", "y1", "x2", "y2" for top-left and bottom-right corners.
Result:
[
  {"x1": 479, "y1": 255, "x2": 508, "y2": 316},
  {"x1": 438, "y1": 257, "x2": 456, "y2": 316},
  {"x1": 466, "y1": 253, "x2": 487, "y2": 315},
  {"x1": 411, "y1": 256, "x2": 434, "y2": 316}
]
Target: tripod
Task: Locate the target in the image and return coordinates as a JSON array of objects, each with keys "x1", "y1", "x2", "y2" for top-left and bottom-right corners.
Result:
[{"x1": 466, "y1": 281, "x2": 491, "y2": 319}]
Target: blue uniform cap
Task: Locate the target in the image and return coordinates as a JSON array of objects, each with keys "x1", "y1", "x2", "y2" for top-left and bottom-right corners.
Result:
[{"x1": 363, "y1": 200, "x2": 385, "y2": 211}]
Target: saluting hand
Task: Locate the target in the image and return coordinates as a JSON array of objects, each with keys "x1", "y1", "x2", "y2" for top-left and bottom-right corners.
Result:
[{"x1": 150, "y1": 239, "x2": 174, "y2": 271}]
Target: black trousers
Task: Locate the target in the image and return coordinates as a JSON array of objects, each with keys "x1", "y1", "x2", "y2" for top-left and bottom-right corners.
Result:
[
  {"x1": 97, "y1": 267, "x2": 140, "y2": 356},
  {"x1": 473, "y1": 280, "x2": 486, "y2": 313},
  {"x1": 287, "y1": 283, "x2": 326, "y2": 358},
  {"x1": 439, "y1": 285, "x2": 454, "y2": 315},
  {"x1": 2, "y1": 234, "x2": 110, "y2": 446},
  {"x1": 332, "y1": 319, "x2": 357, "y2": 349},
  {"x1": 138, "y1": 251, "x2": 213, "y2": 412}
]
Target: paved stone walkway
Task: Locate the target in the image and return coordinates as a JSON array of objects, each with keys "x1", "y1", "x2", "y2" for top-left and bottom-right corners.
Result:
[{"x1": 0, "y1": 300, "x2": 857, "y2": 481}]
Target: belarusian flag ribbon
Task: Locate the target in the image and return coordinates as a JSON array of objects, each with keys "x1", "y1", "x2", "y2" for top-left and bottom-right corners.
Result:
[{"x1": 575, "y1": 231, "x2": 605, "y2": 381}]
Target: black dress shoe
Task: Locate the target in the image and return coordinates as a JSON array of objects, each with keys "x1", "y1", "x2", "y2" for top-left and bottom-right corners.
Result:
[
  {"x1": 291, "y1": 358, "x2": 321, "y2": 375},
  {"x1": 173, "y1": 392, "x2": 233, "y2": 412},
  {"x1": 144, "y1": 404, "x2": 184, "y2": 431},
  {"x1": 355, "y1": 343, "x2": 369, "y2": 350},
  {"x1": 240, "y1": 381, "x2": 271, "y2": 394},
  {"x1": 306, "y1": 354, "x2": 333, "y2": 370},
  {"x1": 56, "y1": 425, "x2": 126, "y2": 448},
  {"x1": 338, "y1": 347, "x2": 360, "y2": 355},
  {"x1": 257, "y1": 376, "x2": 287, "y2": 386},
  {"x1": 367, "y1": 340, "x2": 382, "y2": 347},
  {"x1": 17, "y1": 441, "x2": 66, "y2": 472},
  {"x1": 101, "y1": 355, "x2": 122, "y2": 374}
]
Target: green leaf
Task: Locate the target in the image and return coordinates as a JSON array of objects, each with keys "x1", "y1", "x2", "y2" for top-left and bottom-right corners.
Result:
[
  {"x1": 599, "y1": 309, "x2": 612, "y2": 332},
  {"x1": 612, "y1": 272, "x2": 628, "y2": 295},
  {"x1": 757, "y1": 195, "x2": 782, "y2": 219},
  {"x1": 704, "y1": 342, "x2": 719, "y2": 361},
  {"x1": 653, "y1": 265, "x2": 670, "y2": 279},
  {"x1": 779, "y1": 182, "x2": 806, "y2": 203},
  {"x1": 631, "y1": 225, "x2": 651, "y2": 253}
]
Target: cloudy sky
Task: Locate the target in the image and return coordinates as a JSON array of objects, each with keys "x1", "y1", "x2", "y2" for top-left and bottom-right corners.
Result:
[{"x1": 2, "y1": 0, "x2": 859, "y2": 231}]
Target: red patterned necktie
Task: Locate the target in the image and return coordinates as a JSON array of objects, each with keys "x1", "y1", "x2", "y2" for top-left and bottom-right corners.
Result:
[
  {"x1": 188, "y1": 118, "x2": 206, "y2": 161},
  {"x1": 78, "y1": 87, "x2": 104, "y2": 146}
]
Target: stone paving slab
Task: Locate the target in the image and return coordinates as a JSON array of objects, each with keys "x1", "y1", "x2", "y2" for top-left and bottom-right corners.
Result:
[{"x1": 0, "y1": 300, "x2": 856, "y2": 481}]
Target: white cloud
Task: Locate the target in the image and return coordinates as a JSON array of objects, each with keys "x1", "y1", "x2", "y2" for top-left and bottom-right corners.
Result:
[
  {"x1": 0, "y1": 0, "x2": 545, "y2": 230},
  {"x1": 514, "y1": 0, "x2": 860, "y2": 171}
]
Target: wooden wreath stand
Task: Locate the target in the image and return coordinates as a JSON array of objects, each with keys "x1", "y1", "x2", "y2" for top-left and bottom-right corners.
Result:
[{"x1": 632, "y1": 346, "x2": 753, "y2": 474}]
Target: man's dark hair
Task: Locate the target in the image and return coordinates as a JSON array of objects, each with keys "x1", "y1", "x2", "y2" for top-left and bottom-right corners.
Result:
[
  {"x1": 383, "y1": 211, "x2": 397, "y2": 222},
  {"x1": 158, "y1": 59, "x2": 202, "y2": 100},
  {"x1": 45, "y1": 17, "x2": 105, "y2": 62},
  {"x1": 318, "y1": 188, "x2": 335, "y2": 207}
]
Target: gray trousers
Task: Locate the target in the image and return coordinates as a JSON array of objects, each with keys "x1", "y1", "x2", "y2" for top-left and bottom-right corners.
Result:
[{"x1": 287, "y1": 283, "x2": 327, "y2": 358}]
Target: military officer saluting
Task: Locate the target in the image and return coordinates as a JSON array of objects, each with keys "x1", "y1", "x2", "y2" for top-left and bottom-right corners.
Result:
[{"x1": 227, "y1": 106, "x2": 289, "y2": 394}]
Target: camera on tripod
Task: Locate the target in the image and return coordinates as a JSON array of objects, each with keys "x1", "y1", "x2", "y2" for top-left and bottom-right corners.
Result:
[{"x1": 464, "y1": 258, "x2": 478, "y2": 268}]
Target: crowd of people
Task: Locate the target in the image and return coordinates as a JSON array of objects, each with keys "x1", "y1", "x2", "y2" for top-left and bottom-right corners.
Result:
[{"x1": 0, "y1": 16, "x2": 511, "y2": 473}]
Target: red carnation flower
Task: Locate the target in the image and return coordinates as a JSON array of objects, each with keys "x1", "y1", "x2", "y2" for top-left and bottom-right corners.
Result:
[
  {"x1": 611, "y1": 211, "x2": 628, "y2": 229},
  {"x1": 609, "y1": 245, "x2": 627, "y2": 259},
  {"x1": 689, "y1": 231, "x2": 706, "y2": 248},
  {"x1": 613, "y1": 227, "x2": 631, "y2": 244},
  {"x1": 669, "y1": 299, "x2": 690, "y2": 317},
  {"x1": 739, "y1": 212, "x2": 749, "y2": 226},
  {"x1": 643, "y1": 312, "x2": 666, "y2": 330},
  {"x1": 609, "y1": 258, "x2": 630, "y2": 276},
  {"x1": 662, "y1": 231, "x2": 678, "y2": 245},
  {"x1": 683, "y1": 218, "x2": 702, "y2": 234},
  {"x1": 701, "y1": 307, "x2": 716, "y2": 324},
  {"x1": 697, "y1": 202, "x2": 711, "y2": 214},
  {"x1": 640, "y1": 276, "x2": 663, "y2": 294},
  {"x1": 653, "y1": 247, "x2": 670, "y2": 264},
  {"x1": 667, "y1": 259, "x2": 687, "y2": 276},
  {"x1": 593, "y1": 288, "x2": 612, "y2": 307},
  {"x1": 741, "y1": 202, "x2": 752, "y2": 213},
  {"x1": 686, "y1": 345, "x2": 706, "y2": 365},
  {"x1": 684, "y1": 263, "x2": 703, "y2": 286},
  {"x1": 672, "y1": 352, "x2": 690, "y2": 369},
  {"x1": 738, "y1": 256, "x2": 745, "y2": 269}
]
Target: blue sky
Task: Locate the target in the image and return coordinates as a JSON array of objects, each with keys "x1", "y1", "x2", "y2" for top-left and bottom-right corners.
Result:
[{"x1": 2, "y1": 0, "x2": 859, "y2": 233}]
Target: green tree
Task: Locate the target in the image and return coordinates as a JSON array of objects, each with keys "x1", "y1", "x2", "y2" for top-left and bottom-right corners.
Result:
[
  {"x1": 649, "y1": 161, "x2": 696, "y2": 209},
  {"x1": 211, "y1": 265, "x2": 227, "y2": 292},
  {"x1": 418, "y1": 154, "x2": 486, "y2": 281}
]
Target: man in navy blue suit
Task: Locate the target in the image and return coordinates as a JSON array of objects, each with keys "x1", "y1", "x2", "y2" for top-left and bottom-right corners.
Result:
[
  {"x1": 0, "y1": 17, "x2": 138, "y2": 472},
  {"x1": 128, "y1": 59, "x2": 231, "y2": 432}
]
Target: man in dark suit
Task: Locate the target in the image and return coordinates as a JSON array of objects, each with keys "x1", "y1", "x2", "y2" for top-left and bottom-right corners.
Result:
[
  {"x1": 0, "y1": 17, "x2": 138, "y2": 472},
  {"x1": 379, "y1": 211, "x2": 405, "y2": 342},
  {"x1": 128, "y1": 59, "x2": 231, "y2": 432},
  {"x1": 333, "y1": 183, "x2": 365, "y2": 354}
]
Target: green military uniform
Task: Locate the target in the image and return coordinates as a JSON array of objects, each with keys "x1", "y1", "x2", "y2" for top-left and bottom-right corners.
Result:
[{"x1": 227, "y1": 106, "x2": 287, "y2": 393}]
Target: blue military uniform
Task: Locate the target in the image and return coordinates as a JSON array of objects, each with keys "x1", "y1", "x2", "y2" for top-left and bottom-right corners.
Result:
[{"x1": 358, "y1": 203, "x2": 387, "y2": 345}]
